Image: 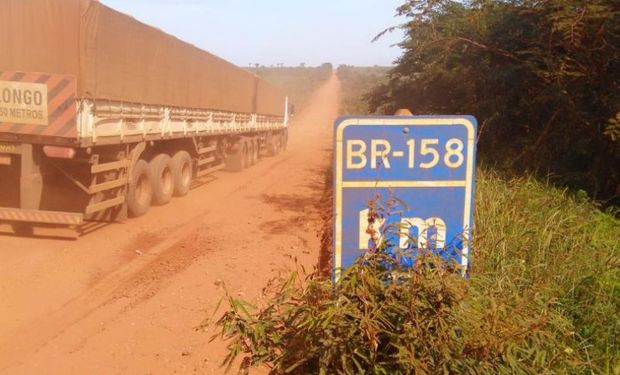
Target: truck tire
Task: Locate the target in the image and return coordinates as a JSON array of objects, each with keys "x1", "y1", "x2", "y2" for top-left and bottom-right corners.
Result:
[
  {"x1": 280, "y1": 131, "x2": 288, "y2": 151},
  {"x1": 149, "y1": 154, "x2": 174, "y2": 205},
  {"x1": 275, "y1": 136, "x2": 282, "y2": 154},
  {"x1": 252, "y1": 138, "x2": 259, "y2": 164},
  {"x1": 127, "y1": 159, "x2": 152, "y2": 217},
  {"x1": 244, "y1": 141, "x2": 252, "y2": 168},
  {"x1": 11, "y1": 223, "x2": 34, "y2": 237},
  {"x1": 226, "y1": 143, "x2": 245, "y2": 172},
  {"x1": 171, "y1": 151, "x2": 193, "y2": 197},
  {"x1": 248, "y1": 141, "x2": 254, "y2": 166},
  {"x1": 267, "y1": 135, "x2": 279, "y2": 156},
  {"x1": 248, "y1": 140, "x2": 257, "y2": 166}
]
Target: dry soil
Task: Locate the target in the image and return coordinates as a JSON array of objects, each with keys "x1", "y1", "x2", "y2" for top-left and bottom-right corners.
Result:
[{"x1": 0, "y1": 74, "x2": 341, "y2": 374}]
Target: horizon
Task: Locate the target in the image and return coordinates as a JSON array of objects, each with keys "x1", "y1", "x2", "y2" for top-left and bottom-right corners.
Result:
[{"x1": 100, "y1": 0, "x2": 405, "y2": 68}]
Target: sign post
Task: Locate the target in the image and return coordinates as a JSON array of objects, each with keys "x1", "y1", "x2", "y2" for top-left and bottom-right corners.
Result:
[{"x1": 333, "y1": 115, "x2": 478, "y2": 281}]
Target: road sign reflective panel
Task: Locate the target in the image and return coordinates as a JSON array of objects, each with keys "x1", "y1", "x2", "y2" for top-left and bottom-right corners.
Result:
[{"x1": 333, "y1": 116, "x2": 478, "y2": 280}]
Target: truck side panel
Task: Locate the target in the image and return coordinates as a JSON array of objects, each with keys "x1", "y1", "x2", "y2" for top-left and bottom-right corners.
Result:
[
  {"x1": 256, "y1": 79, "x2": 289, "y2": 119},
  {"x1": 0, "y1": 0, "x2": 290, "y2": 228},
  {"x1": 0, "y1": 0, "x2": 82, "y2": 77},
  {"x1": 78, "y1": 2, "x2": 261, "y2": 114},
  {"x1": 0, "y1": 0, "x2": 286, "y2": 117}
]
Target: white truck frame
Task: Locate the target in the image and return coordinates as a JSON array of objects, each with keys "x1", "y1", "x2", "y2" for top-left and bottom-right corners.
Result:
[{"x1": 0, "y1": 95, "x2": 289, "y2": 232}]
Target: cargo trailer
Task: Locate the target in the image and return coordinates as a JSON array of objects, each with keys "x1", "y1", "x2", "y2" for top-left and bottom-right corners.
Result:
[{"x1": 0, "y1": 0, "x2": 289, "y2": 232}]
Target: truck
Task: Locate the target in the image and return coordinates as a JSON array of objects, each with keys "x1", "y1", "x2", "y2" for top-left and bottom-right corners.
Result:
[{"x1": 0, "y1": 0, "x2": 289, "y2": 233}]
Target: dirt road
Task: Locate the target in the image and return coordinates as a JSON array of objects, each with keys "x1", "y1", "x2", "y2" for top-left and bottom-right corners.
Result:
[{"x1": 0, "y1": 74, "x2": 341, "y2": 374}]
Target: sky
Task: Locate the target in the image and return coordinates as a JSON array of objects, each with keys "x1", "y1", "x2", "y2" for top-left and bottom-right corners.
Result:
[{"x1": 100, "y1": 0, "x2": 405, "y2": 68}]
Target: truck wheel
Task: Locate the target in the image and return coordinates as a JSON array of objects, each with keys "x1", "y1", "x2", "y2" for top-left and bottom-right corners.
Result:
[
  {"x1": 11, "y1": 223, "x2": 34, "y2": 237},
  {"x1": 248, "y1": 141, "x2": 255, "y2": 166},
  {"x1": 171, "y1": 151, "x2": 193, "y2": 197},
  {"x1": 244, "y1": 142, "x2": 252, "y2": 168},
  {"x1": 275, "y1": 136, "x2": 282, "y2": 154},
  {"x1": 127, "y1": 159, "x2": 152, "y2": 217},
  {"x1": 252, "y1": 138, "x2": 258, "y2": 165},
  {"x1": 267, "y1": 136, "x2": 279, "y2": 156},
  {"x1": 280, "y1": 131, "x2": 288, "y2": 151},
  {"x1": 253, "y1": 139, "x2": 259, "y2": 164},
  {"x1": 149, "y1": 154, "x2": 174, "y2": 205},
  {"x1": 226, "y1": 143, "x2": 245, "y2": 172}
]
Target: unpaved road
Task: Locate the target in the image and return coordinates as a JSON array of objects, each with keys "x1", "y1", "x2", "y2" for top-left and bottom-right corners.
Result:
[{"x1": 0, "y1": 74, "x2": 340, "y2": 374}]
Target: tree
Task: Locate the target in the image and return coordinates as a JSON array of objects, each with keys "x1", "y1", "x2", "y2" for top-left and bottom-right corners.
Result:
[
  {"x1": 368, "y1": 0, "x2": 620, "y2": 205},
  {"x1": 320, "y1": 62, "x2": 334, "y2": 71}
]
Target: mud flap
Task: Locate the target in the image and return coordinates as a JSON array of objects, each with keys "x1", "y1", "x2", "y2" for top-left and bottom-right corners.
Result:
[{"x1": 19, "y1": 144, "x2": 43, "y2": 210}]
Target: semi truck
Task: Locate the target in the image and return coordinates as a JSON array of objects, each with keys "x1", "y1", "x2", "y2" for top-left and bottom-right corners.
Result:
[{"x1": 0, "y1": 0, "x2": 289, "y2": 233}]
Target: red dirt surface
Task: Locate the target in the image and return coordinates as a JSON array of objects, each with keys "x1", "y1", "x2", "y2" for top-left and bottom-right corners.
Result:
[{"x1": 0, "y1": 74, "x2": 341, "y2": 374}]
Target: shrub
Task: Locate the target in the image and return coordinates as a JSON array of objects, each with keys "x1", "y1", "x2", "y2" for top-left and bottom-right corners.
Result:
[{"x1": 203, "y1": 169, "x2": 619, "y2": 374}]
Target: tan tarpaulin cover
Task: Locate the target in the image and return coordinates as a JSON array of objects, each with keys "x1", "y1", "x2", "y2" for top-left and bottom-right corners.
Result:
[{"x1": 0, "y1": 0, "x2": 285, "y2": 116}]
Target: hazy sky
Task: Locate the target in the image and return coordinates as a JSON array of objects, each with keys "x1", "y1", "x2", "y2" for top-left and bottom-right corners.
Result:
[{"x1": 100, "y1": 0, "x2": 405, "y2": 67}]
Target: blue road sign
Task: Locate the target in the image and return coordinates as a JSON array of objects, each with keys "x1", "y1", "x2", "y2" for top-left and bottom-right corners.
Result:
[{"x1": 333, "y1": 116, "x2": 478, "y2": 280}]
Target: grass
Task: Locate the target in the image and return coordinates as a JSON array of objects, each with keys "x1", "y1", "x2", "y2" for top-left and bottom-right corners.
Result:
[
  {"x1": 204, "y1": 67, "x2": 620, "y2": 374},
  {"x1": 336, "y1": 65, "x2": 390, "y2": 115},
  {"x1": 207, "y1": 169, "x2": 619, "y2": 374},
  {"x1": 474, "y1": 169, "x2": 620, "y2": 372}
]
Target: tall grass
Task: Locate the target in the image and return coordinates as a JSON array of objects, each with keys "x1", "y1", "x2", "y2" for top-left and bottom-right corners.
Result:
[
  {"x1": 206, "y1": 169, "x2": 619, "y2": 374},
  {"x1": 474, "y1": 169, "x2": 619, "y2": 372},
  {"x1": 336, "y1": 65, "x2": 390, "y2": 115},
  {"x1": 205, "y1": 66, "x2": 618, "y2": 374}
]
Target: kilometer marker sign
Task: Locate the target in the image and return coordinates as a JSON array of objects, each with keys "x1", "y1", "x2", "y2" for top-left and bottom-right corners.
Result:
[{"x1": 333, "y1": 116, "x2": 478, "y2": 280}]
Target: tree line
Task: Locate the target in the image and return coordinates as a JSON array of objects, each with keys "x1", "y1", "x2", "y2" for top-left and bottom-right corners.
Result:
[{"x1": 367, "y1": 0, "x2": 620, "y2": 207}]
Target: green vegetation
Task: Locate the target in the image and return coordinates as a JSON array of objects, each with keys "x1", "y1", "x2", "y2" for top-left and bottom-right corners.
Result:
[
  {"x1": 206, "y1": 61, "x2": 619, "y2": 374},
  {"x1": 336, "y1": 66, "x2": 390, "y2": 115},
  {"x1": 204, "y1": 2, "x2": 620, "y2": 372},
  {"x1": 367, "y1": 0, "x2": 620, "y2": 206},
  {"x1": 249, "y1": 64, "x2": 333, "y2": 113},
  {"x1": 474, "y1": 169, "x2": 620, "y2": 373},
  {"x1": 208, "y1": 170, "x2": 619, "y2": 374}
]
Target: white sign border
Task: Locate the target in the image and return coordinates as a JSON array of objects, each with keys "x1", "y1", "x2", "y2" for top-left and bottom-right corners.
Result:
[{"x1": 334, "y1": 117, "x2": 477, "y2": 281}]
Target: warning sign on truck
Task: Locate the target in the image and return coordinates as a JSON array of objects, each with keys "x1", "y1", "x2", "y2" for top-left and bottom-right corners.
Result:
[{"x1": 0, "y1": 80, "x2": 48, "y2": 126}]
